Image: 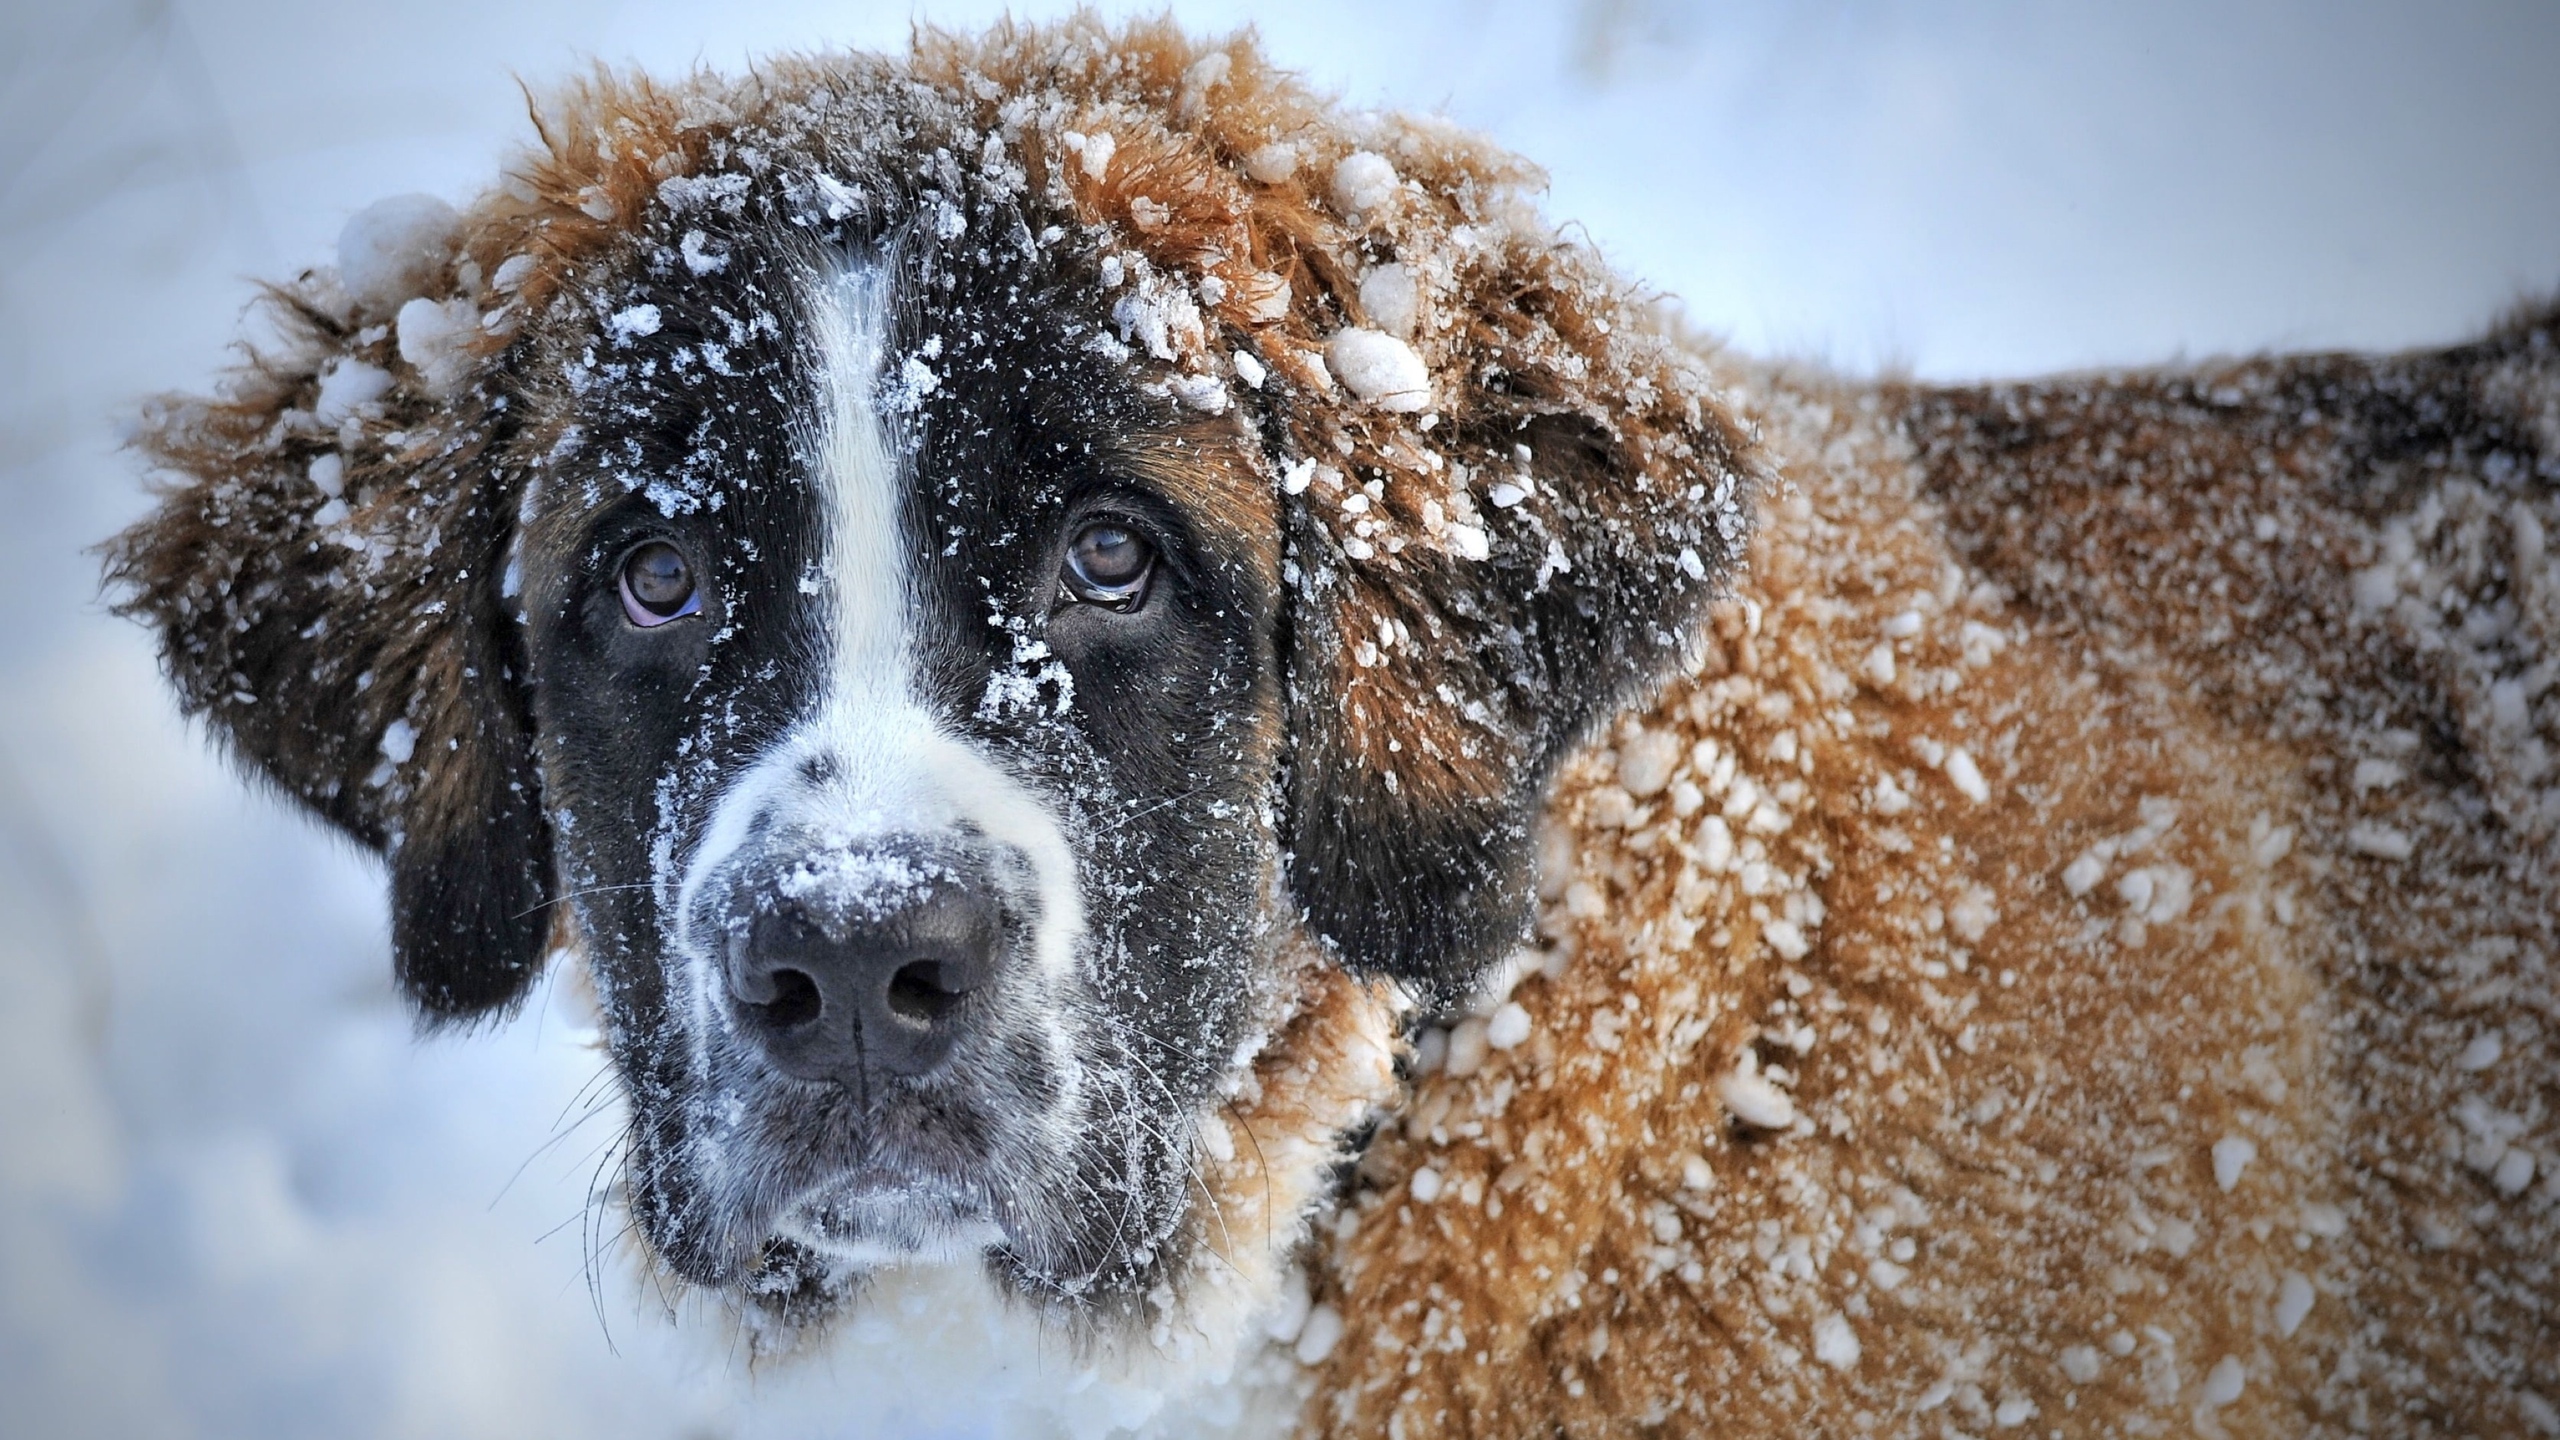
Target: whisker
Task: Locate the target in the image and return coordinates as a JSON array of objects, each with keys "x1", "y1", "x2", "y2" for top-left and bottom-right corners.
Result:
[
  {"x1": 1087, "y1": 780, "x2": 1216, "y2": 838},
  {"x1": 492, "y1": 1061, "x2": 621, "y2": 1210},
  {"x1": 1222, "y1": 1095, "x2": 1278, "y2": 1252},
  {"x1": 512, "y1": 881, "x2": 657, "y2": 922},
  {"x1": 579, "y1": 1135, "x2": 634, "y2": 1352}
]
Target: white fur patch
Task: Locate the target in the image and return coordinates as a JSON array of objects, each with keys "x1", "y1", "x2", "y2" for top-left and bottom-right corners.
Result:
[
  {"x1": 677, "y1": 254, "x2": 1081, "y2": 952},
  {"x1": 768, "y1": 1260, "x2": 1308, "y2": 1440},
  {"x1": 667, "y1": 253, "x2": 1088, "y2": 1250}
]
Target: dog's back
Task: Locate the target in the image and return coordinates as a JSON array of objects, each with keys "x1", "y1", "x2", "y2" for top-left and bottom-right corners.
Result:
[{"x1": 1298, "y1": 311, "x2": 2558, "y2": 1437}]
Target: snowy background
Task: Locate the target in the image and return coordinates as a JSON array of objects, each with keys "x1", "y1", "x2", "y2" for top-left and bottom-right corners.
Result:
[{"x1": 2, "y1": 1, "x2": 2554, "y2": 1436}]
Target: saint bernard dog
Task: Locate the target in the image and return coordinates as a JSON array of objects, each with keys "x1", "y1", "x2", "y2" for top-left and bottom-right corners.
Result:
[{"x1": 109, "y1": 17, "x2": 2556, "y2": 1439}]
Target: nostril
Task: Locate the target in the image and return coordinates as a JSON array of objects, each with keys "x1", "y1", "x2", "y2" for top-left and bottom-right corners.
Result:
[
  {"x1": 755, "y1": 967, "x2": 823, "y2": 1030},
  {"x1": 886, "y1": 959, "x2": 969, "y2": 1023}
]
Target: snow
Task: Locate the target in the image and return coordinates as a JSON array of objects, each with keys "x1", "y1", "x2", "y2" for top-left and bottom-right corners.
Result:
[
  {"x1": 1859, "y1": 643, "x2": 1895, "y2": 686},
  {"x1": 2118, "y1": 865, "x2": 2193, "y2": 925},
  {"x1": 1292, "y1": 1304, "x2": 1344, "y2": 1365},
  {"x1": 680, "y1": 229, "x2": 730, "y2": 275},
  {"x1": 1443, "y1": 1015, "x2": 1491, "y2": 1077},
  {"x1": 1719, "y1": 1057, "x2": 1798, "y2": 1130},
  {"x1": 311, "y1": 357, "x2": 393, "y2": 425},
  {"x1": 1167, "y1": 373, "x2": 1228, "y2": 413},
  {"x1": 2492, "y1": 1147, "x2": 2537, "y2": 1196},
  {"x1": 335, "y1": 193, "x2": 461, "y2": 317},
  {"x1": 2275, "y1": 1272, "x2": 2317, "y2": 1337},
  {"x1": 1068, "y1": 129, "x2": 1117, "y2": 181},
  {"x1": 1484, "y1": 1002, "x2": 1531, "y2": 1050},
  {"x1": 1356, "y1": 263, "x2": 1419, "y2": 337},
  {"x1": 1241, "y1": 143, "x2": 1297, "y2": 185},
  {"x1": 396, "y1": 296, "x2": 481, "y2": 397},
  {"x1": 1412, "y1": 1024, "x2": 1448, "y2": 1075},
  {"x1": 1810, "y1": 1314, "x2": 1860, "y2": 1369},
  {"x1": 1696, "y1": 815, "x2": 1736, "y2": 871},
  {"x1": 1260, "y1": 1274, "x2": 1313, "y2": 1344},
  {"x1": 1761, "y1": 918, "x2": 1810, "y2": 961},
  {"x1": 2345, "y1": 821, "x2": 2415, "y2": 860},
  {"x1": 8, "y1": 4, "x2": 2554, "y2": 1438},
  {"x1": 1943, "y1": 747, "x2": 1989, "y2": 803},
  {"x1": 1322, "y1": 328, "x2": 1430, "y2": 411},
  {"x1": 2211, "y1": 1135, "x2": 2257, "y2": 1192},
  {"x1": 1613, "y1": 729, "x2": 1682, "y2": 798},
  {"x1": 1946, "y1": 888, "x2": 1996, "y2": 943},
  {"x1": 606, "y1": 304, "x2": 664, "y2": 343},
  {"x1": 2201, "y1": 1356, "x2": 2247, "y2": 1408},
  {"x1": 2062, "y1": 847, "x2": 2109, "y2": 897},
  {"x1": 377, "y1": 719, "x2": 418, "y2": 765},
  {"x1": 2454, "y1": 1031, "x2": 2503, "y2": 1070},
  {"x1": 1326, "y1": 150, "x2": 1397, "y2": 216}
]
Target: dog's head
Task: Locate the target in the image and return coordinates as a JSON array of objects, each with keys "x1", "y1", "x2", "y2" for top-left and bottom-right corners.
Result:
[{"x1": 108, "y1": 21, "x2": 1753, "y2": 1330}]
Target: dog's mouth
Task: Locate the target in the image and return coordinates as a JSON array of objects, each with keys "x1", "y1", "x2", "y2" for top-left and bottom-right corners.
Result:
[
  {"x1": 697, "y1": 1066, "x2": 1039, "y2": 1269},
  {"x1": 674, "y1": 1058, "x2": 1194, "y2": 1302},
  {"x1": 777, "y1": 1163, "x2": 1006, "y2": 1267}
]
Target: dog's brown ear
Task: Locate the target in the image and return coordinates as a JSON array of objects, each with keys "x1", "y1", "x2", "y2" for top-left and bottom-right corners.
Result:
[
  {"x1": 106, "y1": 218, "x2": 554, "y2": 1024},
  {"x1": 1271, "y1": 363, "x2": 1752, "y2": 1003}
]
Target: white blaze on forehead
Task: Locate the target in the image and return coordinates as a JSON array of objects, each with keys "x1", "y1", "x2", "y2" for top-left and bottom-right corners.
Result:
[
  {"x1": 671, "y1": 254, "x2": 1084, "y2": 998},
  {"x1": 808, "y1": 258, "x2": 908, "y2": 711}
]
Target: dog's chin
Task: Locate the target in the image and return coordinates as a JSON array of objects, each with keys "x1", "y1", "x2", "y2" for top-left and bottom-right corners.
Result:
[{"x1": 777, "y1": 1169, "x2": 1008, "y2": 1269}]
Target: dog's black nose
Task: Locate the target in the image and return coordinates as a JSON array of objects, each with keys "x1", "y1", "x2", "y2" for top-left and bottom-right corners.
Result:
[{"x1": 725, "y1": 857, "x2": 1001, "y2": 1089}]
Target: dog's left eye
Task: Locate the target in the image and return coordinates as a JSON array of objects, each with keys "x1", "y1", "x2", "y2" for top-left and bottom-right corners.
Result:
[
  {"x1": 618, "y1": 541, "x2": 701, "y2": 627},
  {"x1": 1061, "y1": 522, "x2": 1155, "y2": 611}
]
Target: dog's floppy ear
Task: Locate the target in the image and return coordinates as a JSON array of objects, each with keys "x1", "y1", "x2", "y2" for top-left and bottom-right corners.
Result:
[
  {"x1": 106, "y1": 197, "x2": 555, "y2": 1024},
  {"x1": 957, "y1": 25, "x2": 1764, "y2": 1001},
  {"x1": 1259, "y1": 303, "x2": 1757, "y2": 1001},
  {"x1": 1271, "y1": 384, "x2": 1749, "y2": 1002}
]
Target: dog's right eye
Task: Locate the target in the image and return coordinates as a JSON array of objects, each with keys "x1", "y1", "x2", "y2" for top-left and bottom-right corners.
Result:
[
  {"x1": 1060, "y1": 522, "x2": 1156, "y2": 611},
  {"x1": 619, "y1": 541, "x2": 701, "y2": 626}
]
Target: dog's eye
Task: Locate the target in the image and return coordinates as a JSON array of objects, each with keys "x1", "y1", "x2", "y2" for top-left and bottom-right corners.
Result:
[
  {"x1": 619, "y1": 541, "x2": 701, "y2": 626},
  {"x1": 1061, "y1": 522, "x2": 1155, "y2": 611}
]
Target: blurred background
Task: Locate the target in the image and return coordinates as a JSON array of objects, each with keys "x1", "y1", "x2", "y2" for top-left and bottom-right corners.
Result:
[{"x1": 2, "y1": 2, "x2": 2554, "y2": 1435}]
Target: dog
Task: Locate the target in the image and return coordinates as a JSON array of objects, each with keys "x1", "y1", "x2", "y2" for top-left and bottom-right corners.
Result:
[{"x1": 108, "y1": 17, "x2": 2555, "y2": 1438}]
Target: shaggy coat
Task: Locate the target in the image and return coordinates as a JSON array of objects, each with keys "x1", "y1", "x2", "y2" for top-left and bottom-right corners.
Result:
[{"x1": 108, "y1": 17, "x2": 2555, "y2": 1439}]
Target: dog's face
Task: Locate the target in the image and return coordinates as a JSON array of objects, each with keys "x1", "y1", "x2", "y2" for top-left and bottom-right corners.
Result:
[
  {"x1": 107, "y1": 29, "x2": 1754, "y2": 1332},
  {"x1": 515, "y1": 225, "x2": 1290, "y2": 1300}
]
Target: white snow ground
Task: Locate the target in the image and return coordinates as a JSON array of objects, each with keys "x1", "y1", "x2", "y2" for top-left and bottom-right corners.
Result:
[{"x1": 1, "y1": 2, "x2": 2553, "y2": 1436}]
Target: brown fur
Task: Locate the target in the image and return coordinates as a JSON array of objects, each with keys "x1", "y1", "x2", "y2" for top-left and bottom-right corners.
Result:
[
  {"x1": 1302, "y1": 329, "x2": 2559, "y2": 1436},
  {"x1": 105, "y1": 15, "x2": 2556, "y2": 1436}
]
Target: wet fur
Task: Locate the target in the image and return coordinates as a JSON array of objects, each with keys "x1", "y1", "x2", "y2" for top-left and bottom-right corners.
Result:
[
  {"x1": 1309, "y1": 316, "x2": 2559, "y2": 1436},
  {"x1": 107, "y1": 16, "x2": 2557, "y2": 1439}
]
